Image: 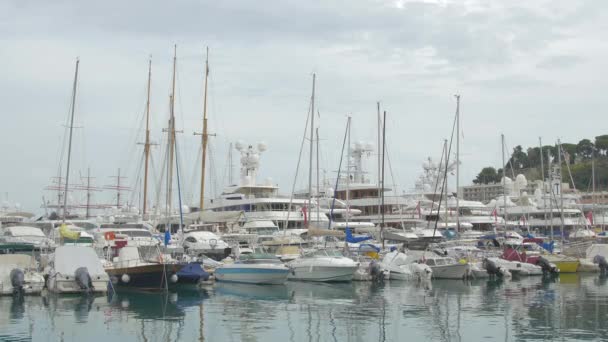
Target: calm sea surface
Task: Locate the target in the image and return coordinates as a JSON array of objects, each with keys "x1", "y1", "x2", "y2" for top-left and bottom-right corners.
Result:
[{"x1": 2, "y1": 275, "x2": 608, "y2": 342}]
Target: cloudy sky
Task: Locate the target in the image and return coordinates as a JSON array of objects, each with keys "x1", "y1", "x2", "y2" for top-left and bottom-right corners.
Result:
[{"x1": 1, "y1": 0, "x2": 607, "y2": 212}]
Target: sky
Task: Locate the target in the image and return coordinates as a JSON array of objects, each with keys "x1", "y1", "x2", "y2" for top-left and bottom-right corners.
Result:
[{"x1": 1, "y1": 0, "x2": 607, "y2": 213}]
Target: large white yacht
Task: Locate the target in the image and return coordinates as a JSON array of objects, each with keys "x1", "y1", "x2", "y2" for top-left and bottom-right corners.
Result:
[{"x1": 203, "y1": 142, "x2": 328, "y2": 231}]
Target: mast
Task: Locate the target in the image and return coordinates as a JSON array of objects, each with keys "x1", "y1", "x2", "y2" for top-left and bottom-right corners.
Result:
[
  {"x1": 444, "y1": 140, "x2": 449, "y2": 230},
  {"x1": 454, "y1": 94, "x2": 461, "y2": 233},
  {"x1": 307, "y1": 73, "x2": 315, "y2": 228},
  {"x1": 143, "y1": 58, "x2": 152, "y2": 216},
  {"x1": 377, "y1": 102, "x2": 382, "y2": 224},
  {"x1": 62, "y1": 59, "x2": 79, "y2": 223},
  {"x1": 558, "y1": 140, "x2": 565, "y2": 243},
  {"x1": 592, "y1": 152, "x2": 596, "y2": 230},
  {"x1": 501, "y1": 134, "x2": 507, "y2": 234},
  {"x1": 316, "y1": 126, "x2": 320, "y2": 228},
  {"x1": 539, "y1": 137, "x2": 546, "y2": 230},
  {"x1": 381, "y1": 110, "x2": 387, "y2": 249},
  {"x1": 85, "y1": 168, "x2": 91, "y2": 219},
  {"x1": 346, "y1": 116, "x2": 351, "y2": 227},
  {"x1": 548, "y1": 150, "x2": 554, "y2": 240},
  {"x1": 166, "y1": 45, "x2": 177, "y2": 216},
  {"x1": 228, "y1": 142, "x2": 234, "y2": 185},
  {"x1": 199, "y1": 47, "x2": 210, "y2": 210}
]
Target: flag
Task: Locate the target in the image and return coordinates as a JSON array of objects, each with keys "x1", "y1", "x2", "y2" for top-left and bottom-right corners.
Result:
[
  {"x1": 587, "y1": 211, "x2": 594, "y2": 225},
  {"x1": 491, "y1": 208, "x2": 498, "y2": 223},
  {"x1": 301, "y1": 206, "x2": 308, "y2": 226}
]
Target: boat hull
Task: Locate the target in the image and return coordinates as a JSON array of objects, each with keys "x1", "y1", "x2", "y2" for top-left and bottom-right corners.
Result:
[
  {"x1": 430, "y1": 264, "x2": 468, "y2": 279},
  {"x1": 107, "y1": 264, "x2": 183, "y2": 290},
  {"x1": 47, "y1": 278, "x2": 109, "y2": 294},
  {"x1": 288, "y1": 265, "x2": 357, "y2": 282},
  {"x1": 215, "y1": 266, "x2": 289, "y2": 285}
]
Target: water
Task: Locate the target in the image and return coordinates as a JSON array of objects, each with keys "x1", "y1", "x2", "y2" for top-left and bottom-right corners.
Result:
[{"x1": 2, "y1": 275, "x2": 608, "y2": 341}]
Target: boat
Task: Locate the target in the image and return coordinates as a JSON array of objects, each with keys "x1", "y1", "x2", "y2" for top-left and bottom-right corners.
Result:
[
  {"x1": 46, "y1": 245, "x2": 109, "y2": 294},
  {"x1": 287, "y1": 249, "x2": 358, "y2": 282},
  {"x1": 380, "y1": 250, "x2": 432, "y2": 281},
  {"x1": 543, "y1": 254, "x2": 580, "y2": 273},
  {"x1": 182, "y1": 230, "x2": 231, "y2": 261},
  {"x1": 419, "y1": 254, "x2": 468, "y2": 279},
  {"x1": 0, "y1": 254, "x2": 45, "y2": 295},
  {"x1": 215, "y1": 252, "x2": 289, "y2": 285},
  {"x1": 105, "y1": 246, "x2": 183, "y2": 290},
  {"x1": 0, "y1": 226, "x2": 55, "y2": 249}
]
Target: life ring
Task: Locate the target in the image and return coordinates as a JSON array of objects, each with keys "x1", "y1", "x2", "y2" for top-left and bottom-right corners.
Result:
[{"x1": 104, "y1": 231, "x2": 116, "y2": 241}]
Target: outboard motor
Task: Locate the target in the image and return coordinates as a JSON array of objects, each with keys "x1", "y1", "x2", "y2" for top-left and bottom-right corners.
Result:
[
  {"x1": 483, "y1": 258, "x2": 501, "y2": 277},
  {"x1": 369, "y1": 261, "x2": 385, "y2": 283},
  {"x1": 74, "y1": 267, "x2": 93, "y2": 293},
  {"x1": 593, "y1": 255, "x2": 608, "y2": 274},
  {"x1": 10, "y1": 268, "x2": 25, "y2": 294},
  {"x1": 536, "y1": 257, "x2": 558, "y2": 275}
]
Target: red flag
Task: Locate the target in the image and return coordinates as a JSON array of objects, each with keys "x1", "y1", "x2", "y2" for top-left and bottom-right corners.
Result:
[
  {"x1": 587, "y1": 211, "x2": 594, "y2": 225},
  {"x1": 301, "y1": 206, "x2": 308, "y2": 226},
  {"x1": 491, "y1": 208, "x2": 498, "y2": 223}
]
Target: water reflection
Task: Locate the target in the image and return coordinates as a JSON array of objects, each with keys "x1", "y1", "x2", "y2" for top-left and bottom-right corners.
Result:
[{"x1": 0, "y1": 275, "x2": 608, "y2": 341}]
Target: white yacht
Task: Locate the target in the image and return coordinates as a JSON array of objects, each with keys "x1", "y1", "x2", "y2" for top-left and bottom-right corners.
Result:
[
  {"x1": 204, "y1": 143, "x2": 328, "y2": 230},
  {"x1": 0, "y1": 254, "x2": 45, "y2": 295},
  {"x1": 0, "y1": 226, "x2": 55, "y2": 249},
  {"x1": 45, "y1": 245, "x2": 109, "y2": 294}
]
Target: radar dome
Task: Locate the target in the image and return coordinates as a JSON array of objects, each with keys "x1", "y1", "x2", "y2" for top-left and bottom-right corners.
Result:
[
  {"x1": 257, "y1": 142, "x2": 267, "y2": 152},
  {"x1": 235, "y1": 140, "x2": 245, "y2": 151},
  {"x1": 365, "y1": 142, "x2": 374, "y2": 151}
]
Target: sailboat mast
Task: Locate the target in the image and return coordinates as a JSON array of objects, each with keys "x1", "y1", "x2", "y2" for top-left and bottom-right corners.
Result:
[
  {"x1": 346, "y1": 116, "x2": 351, "y2": 227},
  {"x1": 455, "y1": 95, "x2": 460, "y2": 233},
  {"x1": 199, "y1": 47, "x2": 210, "y2": 210},
  {"x1": 381, "y1": 110, "x2": 386, "y2": 249},
  {"x1": 62, "y1": 59, "x2": 79, "y2": 223},
  {"x1": 316, "y1": 126, "x2": 320, "y2": 227},
  {"x1": 558, "y1": 140, "x2": 565, "y2": 243},
  {"x1": 592, "y1": 152, "x2": 596, "y2": 229},
  {"x1": 501, "y1": 134, "x2": 507, "y2": 234},
  {"x1": 307, "y1": 73, "x2": 315, "y2": 228},
  {"x1": 86, "y1": 167, "x2": 91, "y2": 219},
  {"x1": 167, "y1": 45, "x2": 177, "y2": 215},
  {"x1": 377, "y1": 102, "x2": 382, "y2": 226},
  {"x1": 143, "y1": 58, "x2": 152, "y2": 216},
  {"x1": 539, "y1": 137, "x2": 546, "y2": 229}
]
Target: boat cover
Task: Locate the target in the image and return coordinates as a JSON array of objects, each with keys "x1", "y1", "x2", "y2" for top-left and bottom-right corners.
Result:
[{"x1": 54, "y1": 246, "x2": 106, "y2": 276}]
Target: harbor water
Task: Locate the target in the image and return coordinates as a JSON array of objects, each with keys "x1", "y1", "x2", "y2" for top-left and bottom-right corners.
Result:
[{"x1": 2, "y1": 275, "x2": 608, "y2": 341}]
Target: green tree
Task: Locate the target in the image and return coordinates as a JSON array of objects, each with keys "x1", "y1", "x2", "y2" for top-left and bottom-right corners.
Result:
[
  {"x1": 576, "y1": 139, "x2": 595, "y2": 160},
  {"x1": 595, "y1": 135, "x2": 608, "y2": 155},
  {"x1": 561, "y1": 143, "x2": 577, "y2": 165},
  {"x1": 507, "y1": 145, "x2": 529, "y2": 171},
  {"x1": 473, "y1": 167, "x2": 501, "y2": 184}
]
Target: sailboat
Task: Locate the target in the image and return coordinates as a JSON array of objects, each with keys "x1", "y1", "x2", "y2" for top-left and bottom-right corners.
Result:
[{"x1": 43, "y1": 60, "x2": 110, "y2": 294}]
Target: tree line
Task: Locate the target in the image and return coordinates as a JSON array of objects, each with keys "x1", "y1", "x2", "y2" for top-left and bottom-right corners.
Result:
[{"x1": 472, "y1": 135, "x2": 608, "y2": 192}]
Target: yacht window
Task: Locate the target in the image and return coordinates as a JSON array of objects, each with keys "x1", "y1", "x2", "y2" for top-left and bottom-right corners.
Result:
[
  {"x1": 426, "y1": 260, "x2": 436, "y2": 266},
  {"x1": 185, "y1": 237, "x2": 197, "y2": 243}
]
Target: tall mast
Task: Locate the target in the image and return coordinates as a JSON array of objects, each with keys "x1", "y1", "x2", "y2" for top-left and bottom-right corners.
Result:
[
  {"x1": 548, "y1": 150, "x2": 554, "y2": 240},
  {"x1": 166, "y1": 45, "x2": 177, "y2": 215},
  {"x1": 85, "y1": 168, "x2": 91, "y2": 218},
  {"x1": 228, "y1": 142, "x2": 234, "y2": 185},
  {"x1": 62, "y1": 59, "x2": 79, "y2": 223},
  {"x1": 143, "y1": 58, "x2": 152, "y2": 216},
  {"x1": 377, "y1": 102, "x2": 382, "y2": 224},
  {"x1": 346, "y1": 116, "x2": 351, "y2": 227},
  {"x1": 316, "y1": 126, "x2": 320, "y2": 227},
  {"x1": 455, "y1": 95, "x2": 460, "y2": 233},
  {"x1": 307, "y1": 73, "x2": 315, "y2": 228},
  {"x1": 558, "y1": 140, "x2": 565, "y2": 243},
  {"x1": 444, "y1": 140, "x2": 449, "y2": 230},
  {"x1": 199, "y1": 47, "x2": 210, "y2": 210},
  {"x1": 381, "y1": 110, "x2": 387, "y2": 249},
  {"x1": 592, "y1": 151, "x2": 596, "y2": 230},
  {"x1": 501, "y1": 134, "x2": 507, "y2": 234},
  {"x1": 539, "y1": 137, "x2": 546, "y2": 229}
]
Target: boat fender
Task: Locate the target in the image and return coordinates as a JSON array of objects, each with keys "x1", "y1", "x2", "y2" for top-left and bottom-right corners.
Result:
[
  {"x1": 10, "y1": 268, "x2": 24, "y2": 294},
  {"x1": 121, "y1": 274, "x2": 130, "y2": 283},
  {"x1": 170, "y1": 274, "x2": 179, "y2": 283}
]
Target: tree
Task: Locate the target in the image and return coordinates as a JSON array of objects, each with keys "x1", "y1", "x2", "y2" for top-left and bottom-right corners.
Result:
[
  {"x1": 473, "y1": 167, "x2": 501, "y2": 184},
  {"x1": 576, "y1": 139, "x2": 595, "y2": 160},
  {"x1": 507, "y1": 145, "x2": 529, "y2": 171},
  {"x1": 561, "y1": 143, "x2": 577, "y2": 165},
  {"x1": 526, "y1": 147, "x2": 541, "y2": 169},
  {"x1": 595, "y1": 135, "x2": 608, "y2": 155}
]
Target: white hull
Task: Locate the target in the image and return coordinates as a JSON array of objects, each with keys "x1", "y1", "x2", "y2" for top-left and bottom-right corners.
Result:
[
  {"x1": 488, "y1": 257, "x2": 543, "y2": 276},
  {"x1": 215, "y1": 264, "x2": 289, "y2": 285},
  {"x1": 431, "y1": 264, "x2": 468, "y2": 279},
  {"x1": 288, "y1": 265, "x2": 357, "y2": 282}
]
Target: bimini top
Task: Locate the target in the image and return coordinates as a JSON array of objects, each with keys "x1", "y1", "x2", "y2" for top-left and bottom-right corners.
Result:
[{"x1": 54, "y1": 245, "x2": 106, "y2": 276}]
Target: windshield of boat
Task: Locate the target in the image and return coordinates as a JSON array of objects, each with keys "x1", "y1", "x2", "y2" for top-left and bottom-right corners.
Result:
[
  {"x1": 239, "y1": 254, "x2": 282, "y2": 264},
  {"x1": 116, "y1": 230, "x2": 153, "y2": 238},
  {"x1": 310, "y1": 250, "x2": 344, "y2": 258},
  {"x1": 246, "y1": 228, "x2": 279, "y2": 235}
]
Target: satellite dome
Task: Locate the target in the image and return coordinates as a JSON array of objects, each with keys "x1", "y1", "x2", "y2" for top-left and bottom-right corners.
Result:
[
  {"x1": 235, "y1": 140, "x2": 245, "y2": 151},
  {"x1": 257, "y1": 142, "x2": 267, "y2": 152}
]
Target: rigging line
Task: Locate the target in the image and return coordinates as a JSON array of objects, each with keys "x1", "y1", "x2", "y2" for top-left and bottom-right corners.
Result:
[
  {"x1": 328, "y1": 118, "x2": 350, "y2": 229},
  {"x1": 427, "y1": 141, "x2": 448, "y2": 229},
  {"x1": 433, "y1": 108, "x2": 458, "y2": 235},
  {"x1": 283, "y1": 97, "x2": 313, "y2": 232}
]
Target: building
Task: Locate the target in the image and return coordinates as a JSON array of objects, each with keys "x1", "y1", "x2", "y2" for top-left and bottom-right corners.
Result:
[{"x1": 459, "y1": 183, "x2": 504, "y2": 204}]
